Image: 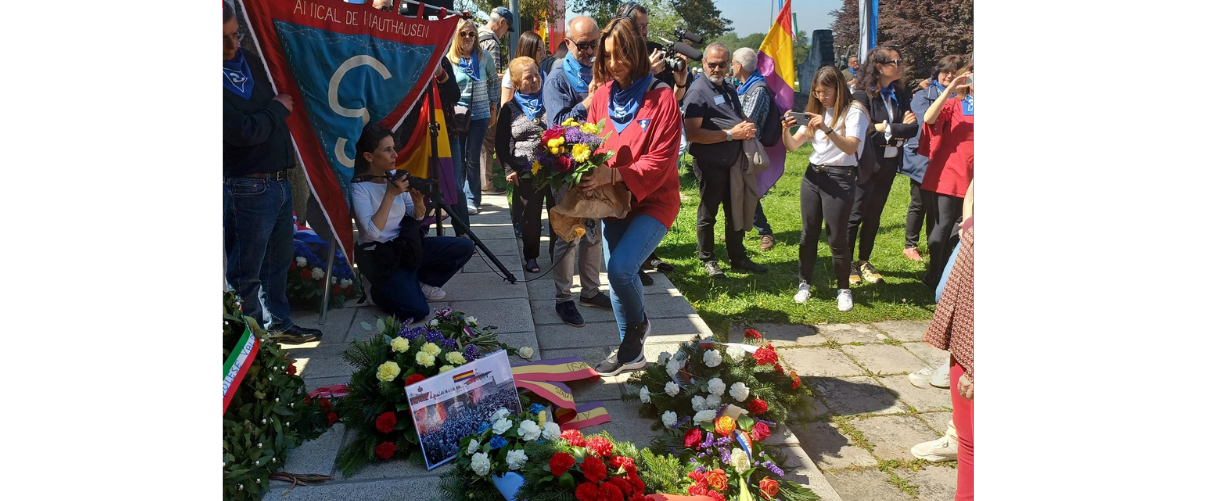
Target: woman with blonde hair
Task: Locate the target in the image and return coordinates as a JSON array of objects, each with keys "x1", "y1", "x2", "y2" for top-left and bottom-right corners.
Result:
[
  {"x1": 446, "y1": 17, "x2": 500, "y2": 217},
  {"x1": 780, "y1": 65, "x2": 869, "y2": 311}
]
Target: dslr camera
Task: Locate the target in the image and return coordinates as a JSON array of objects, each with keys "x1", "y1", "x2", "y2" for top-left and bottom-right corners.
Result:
[
  {"x1": 385, "y1": 170, "x2": 442, "y2": 198},
  {"x1": 657, "y1": 29, "x2": 705, "y2": 73}
]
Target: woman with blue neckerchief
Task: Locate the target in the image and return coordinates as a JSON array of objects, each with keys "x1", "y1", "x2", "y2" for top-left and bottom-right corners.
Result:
[
  {"x1": 447, "y1": 17, "x2": 500, "y2": 218},
  {"x1": 496, "y1": 57, "x2": 553, "y2": 273}
]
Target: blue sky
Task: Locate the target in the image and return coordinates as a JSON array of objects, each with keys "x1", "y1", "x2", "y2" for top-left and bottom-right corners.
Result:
[{"x1": 563, "y1": 0, "x2": 843, "y2": 38}]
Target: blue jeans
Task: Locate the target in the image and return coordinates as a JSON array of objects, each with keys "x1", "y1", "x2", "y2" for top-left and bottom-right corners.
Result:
[
  {"x1": 602, "y1": 215, "x2": 669, "y2": 342},
  {"x1": 447, "y1": 134, "x2": 471, "y2": 236},
  {"x1": 936, "y1": 241, "x2": 961, "y2": 302},
  {"x1": 225, "y1": 177, "x2": 295, "y2": 331},
  {"x1": 364, "y1": 236, "x2": 474, "y2": 322},
  {"x1": 752, "y1": 197, "x2": 773, "y2": 236},
  {"x1": 463, "y1": 118, "x2": 489, "y2": 209}
]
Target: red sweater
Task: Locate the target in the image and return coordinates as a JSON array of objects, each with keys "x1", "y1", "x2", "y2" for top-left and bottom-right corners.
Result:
[
  {"x1": 587, "y1": 81, "x2": 683, "y2": 229},
  {"x1": 920, "y1": 99, "x2": 974, "y2": 198}
]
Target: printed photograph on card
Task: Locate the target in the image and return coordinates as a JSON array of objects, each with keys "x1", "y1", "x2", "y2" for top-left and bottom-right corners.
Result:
[{"x1": 406, "y1": 350, "x2": 521, "y2": 469}]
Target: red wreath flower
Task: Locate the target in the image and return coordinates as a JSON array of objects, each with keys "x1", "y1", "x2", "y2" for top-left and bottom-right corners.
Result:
[
  {"x1": 748, "y1": 398, "x2": 769, "y2": 415},
  {"x1": 705, "y1": 469, "x2": 728, "y2": 490},
  {"x1": 375, "y1": 442, "x2": 396, "y2": 460},
  {"x1": 628, "y1": 474, "x2": 645, "y2": 494},
  {"x1": 630, "y1": 495, "x2": 647, "y2": 501},
  {"x1": 375, "y1": 412, "x2": 397, "y2": 434},
  {"x1": 705, "y1": 490, "x2": 724, "y2": 501},
  {"x1": 683, "y1": 427, "x2": 703, "y2": 449},
  {"x1": 752, "y1": 422, "x2": 771, "y2": 442},
  {"x1": 688, "y1": 470, "x2": 705, "y2": 483},
  {"x1": 332, "y1": 285, "x2": 343, "y2": 295},
  {"x1": 318, "y1": 397, "x2": 332, "y2": 413},
  {"x1": 405, "y1": 373, "x2": 426, "y2": 386},
  {"x1": 608, "y1": 455, "x2": 634, "y2": 471},
  {"x1": 774, "y1": 363, "x2": 785, "y2": 373},
  {"x1": 744, "y1": 328, "x2": 762, "y2": 339},
  {"x1": 607, "y1": 477, "x2": 632, "y2": 496},
  {"x1": 758, "y1": 478, "x2": 780, "y2": 499},
  {"x1": 752, "y1": 346, "x2": 778, "y2": 365},
  {"x1": 582, "y1": 456, "x2": 608, "y2": 483},
  {"x1": 562, "y1": 429, "x2": 587, "y2": 447},
  {"x1": 554, "y1": 155, "x2": 573, "y2": 172},
  {"x1": 586, "y1": 436, "x2": 614, "y2": 457},
  {"x1": 597, "y1": 482, "x2": 623, "y2": 501},
  {"x1": 289, "y1": 261, "x2": 297, "y2": 271},
  {"x1": 287, "y1": 362, "x2": 297, "y2": 376},
  {"x1": 790, "y1": 370, "x2": 801, "y2": 389},
  {"x1": 300, "y1": 268, "x2": 313, "y2": 280},
  {"x1": 687, "y1": 484, "x2": 706, "y2": 496},
  {"x1": 575, "y1": 482, "x2": 599, "y2": 501},
  {"x1": 327, "y1": 412, "x2": 339, "y2": 426},
  {"x1": 550, "y1": 452, "x2": 576, "y2": 477}
]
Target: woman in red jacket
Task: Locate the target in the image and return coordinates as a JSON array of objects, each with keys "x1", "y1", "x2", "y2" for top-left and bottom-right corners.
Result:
[
  {"x1": 579, "y1": 17, "x2": 682, "y2": 376},
  {"x1": 920, "y1": 63, "x2": 973, "y2": 289}
]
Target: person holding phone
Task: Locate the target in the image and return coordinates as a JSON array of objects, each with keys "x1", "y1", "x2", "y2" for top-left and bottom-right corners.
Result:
[
  {"x1": 919, "y1": 63, "x2": 974, "y2": 290},
  {"x1": 780, "y1": 65, "x2": 868, "y2": 312}
]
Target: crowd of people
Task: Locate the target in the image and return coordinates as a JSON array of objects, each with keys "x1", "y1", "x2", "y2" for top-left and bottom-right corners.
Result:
[{"x1": 417, "y1": 388, "x2": 521, "y2": 467}]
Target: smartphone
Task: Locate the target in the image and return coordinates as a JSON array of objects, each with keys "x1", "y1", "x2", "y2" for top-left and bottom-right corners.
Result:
[
  {"x1": 785, "y1": 111, "x2": 813, "y2": 123},
  {"x1": 965, "y1": 74, "x2": 973, "y2": 85}
]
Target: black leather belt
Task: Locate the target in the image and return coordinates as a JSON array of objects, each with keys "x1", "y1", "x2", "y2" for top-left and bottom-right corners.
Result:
[
  {"x1": 240, "y1": 170, "x2": 288, "y2": 181},
  {"x1": 813, "y1": 164, "x2": 856, "y2": 173}
]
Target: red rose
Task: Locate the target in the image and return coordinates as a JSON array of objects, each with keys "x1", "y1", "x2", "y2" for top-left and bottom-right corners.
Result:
[
  {"x1": 542, "y1": 127, "x2": 565, "y2": 143},
  {"x1": 582, "y1": 456, "x2": 607, "y2": 483},
  {"x1": 575, "y1": 482, "x2": 599, "y2": 501},
  {"x1": 758, "y1": 478, "x2": 780, "y2": 499},
  {"x1": 375, "y1": 412, "x2": 397, "y2": 434},
  {"x1": 607, "y1": 478, "x2": 632, "y2": 496},
  {"x1": 550, "y1": 452, "x2": 576, "y2": 477},
  {"x1": 554, "y1": 155, "x2": 573, "y2": 172},
  {"x1": 683, "y1": 428, "x2": 703, "y2": 449},
  {"x1": 318, "y1": 397, "x2": 332, "y2": 413},
  {"x1": 375, "y1": 442, "x2": 396, "y2": 460},
  {"x1": 752, "y1": 346, "x2": 778, "y2": 365},
  {"x1": 333, "y1": 285, "x2": 343, "y2": 295},
  {"x1": 287, "y1": 362, "x2": 297, "y2": 376},
  {"x1": 300, "y1": 268, "x2": 312, "y2": 280},
  {"x1": 586, "y1": 436, "x2": 613, "y2": 457},
  {"x1": 597, "y1": 482, "x2": 623, "y2": 501},
  {"x1": 561, "y1": 429, "x2": 587, "y2": 447},
  {"x1": 405, "y1": 373, "x2": 426, "y2": 386},
  {"x1": 752, "y1": 422, "x2": 771, "y2": 442},
  {"x1": 705, "y1": 469, "x2": 728, "y2": 490},
  {"x1": 748, "y1": 398, "x2": 769, "y2": 415},
  {"x1": 743, "y1": 328, "x2": 762, "y2": 339},
  {"x1": 327, "y1": 412, "x2": 339, "y2": 426}
]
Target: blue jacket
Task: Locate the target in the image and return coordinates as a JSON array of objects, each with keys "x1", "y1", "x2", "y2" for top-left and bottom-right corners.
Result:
[
  {"x1": 900, "y1": 84, "x2": 944, "y2": 183},
  {"x1": 542, "y1": 59, "x2": 589, "y2": 126}
]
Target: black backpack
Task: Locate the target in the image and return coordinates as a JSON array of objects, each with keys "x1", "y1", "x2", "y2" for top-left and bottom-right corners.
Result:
[{"x1": 747, "y1": 82, "x2": 783, "y2": 147}]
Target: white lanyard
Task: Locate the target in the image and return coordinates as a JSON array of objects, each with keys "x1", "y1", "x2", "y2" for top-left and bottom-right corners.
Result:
[{"x1": 881, "y1": 92, "x2": 895, "y2": 122}]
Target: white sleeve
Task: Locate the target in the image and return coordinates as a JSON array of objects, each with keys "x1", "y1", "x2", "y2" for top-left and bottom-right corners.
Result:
[
  {"x1": 401, "y1": 192, "x2": 415, "y2": 218},
  {"x1": 501, "y1": 71, "x2": 512, "y2": 90},
  {"x1": 351, "y1": 184, "x2": 383, "y2": 242},
  {"x1": 846, "y1": 105, "x2": 869, "y2": 142}
]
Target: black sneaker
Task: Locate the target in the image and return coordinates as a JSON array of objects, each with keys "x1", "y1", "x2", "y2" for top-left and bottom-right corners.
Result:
[
  {"x1": 579, "y1": 292, "x2": 613, "y2": 310},
  {"x1": 730, "y1": 258, "x2": 768, "y2": 273},
  {"x1": 555, "y1": 301, "x2": 585, "y2": 327},
  {"x1": 643, "y1": 255, "x2": 675, "y2": 273},
  {"x1": 595, "y1": 317, "x2": 651, "y2": 376},
  {"x1": 270, "y1": 325, "x2": 322, "y2": 344},
  {"x1": 639, "y1": 270, "x2": 654, "y2": 286},
  {"x1": 703, "y1": 261, "x2": 726, "y2": 278}
]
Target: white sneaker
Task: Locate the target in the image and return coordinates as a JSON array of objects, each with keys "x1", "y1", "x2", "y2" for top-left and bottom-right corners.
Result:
[
  {"x1": 910, "y1": 435, "x2": 958, "y2": 462},
  {"x1": 794, "y1": 282, "x2": 811, "y2": 304},
  {"x1": 420, "y1": 283, "x2": 447, "y2": 300},
  {"x1": 908, "y1": 366, "x2": 935, "y2": 388},
  {"x1": 467, "y1": 205, "x2": 479, "y2": 215},
  {"x1": 931, "y1": 361, "x2": 951, "y2": 388},
  {"x1": 836, "y1": 289, "x2": 853, "y2": 311}
]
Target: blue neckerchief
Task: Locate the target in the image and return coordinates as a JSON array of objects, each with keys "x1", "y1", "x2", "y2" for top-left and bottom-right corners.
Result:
[
  {"x1": 880, "y1": 83, "x2": 897, "y2": 106},
  {"x1": 514, "y1": 91, "x2": 545, "y2": 122},
  {"x1": 222, "y1": 49, "x2": 255, "y2": 100},
  {"x1": 736, "y1": 72, "x2": 766, "y2": 96},
  {"x1": 609, "y1": 74, "x2": 654, "y2": 134},
  {"x1": 962, "y1": 95, "x2": 973, "y2": 116},
  {"x1": 849, "y1": 67, "x2": 857, "y2": 77},
  {"x1": 458, "y1": 51, "x2": 482, "y2": 82},
  {"x1": 932, "y1": 81, "x2": 947, "y2": 94},
  {"x1": 562, "y1": 55, "x2": 592, "y2": 94}
]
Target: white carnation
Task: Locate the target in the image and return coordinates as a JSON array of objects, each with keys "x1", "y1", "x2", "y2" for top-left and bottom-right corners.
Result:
[
  {"x1": 518, "y1": 346, "x2": 535, "y2": 360},
  {"x1": 665, "y1": 359, "x2": 681, "y2": 377},
  {"x1": 706, "y1": 394, "x2": 722, "y2": 409},
  {"x1": 491, "y1": 408, "x2": 511, "y2": 423},
  {"x1": 471, "y1": 452, "x2": 491, "y2": 476},
  {"x1": 505, "y1": 449, "x2": 528, "y2": 470},
  {"x1": 311, "y1": 267, "x2": 325, "y2": 280},
  {"x1": 657, "y1": 351, "x2": 672, "y2": 366},
  {"x1": 492, "y1": 418, "x2": 513, "y2": 435},
  {"x1": 295, "y1": 256, "x2": 307, "y2": 267},
  {"x1": 541, "y1": 421, "x2": 561, "y2": 440},
  {"x1": 466, "y1": 439, "x2": 480, "y2": 455},
  {"x1": 429, "y1": 318, "x2": 440, "y2": 327},
  {"x1": 729, "y1": 381, "x2": 750, "y2": 402},
  {"x1": 691, "y1": 395, "x2": 707, "y2": 411},
  {"x1": 693, "y1": 409, "x2": 717, "y2": 424},
  {"x1": 664, "y1": 381, "x2": 680, "y2": 397},
  {"x1": 339, "y1": 278, "x2": 352, "y2": 288},
  {"x1": 707, "y1": 377, "x2": 726, "y2": 397},
  {"x1": 517, "y1": 420, "x2": 542, "y2": 441},
  {"x1": 466, "y1": 316, "x2": 478, "y2": 326},
  {"x1": 661, "y1": 410, "x2": 678, "y2": 428},
  {"x1": 703, "y1": 349, "x2": 723, "y2": 368},
  {"x1": 727, "y1": 345, "x2": 746, "y2": 362},
  {"x1": 639, "y1": 386, "x2": 651, "y2": 403}
]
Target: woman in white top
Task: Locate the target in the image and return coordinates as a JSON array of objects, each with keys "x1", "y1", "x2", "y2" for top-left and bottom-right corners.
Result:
[
  {"x1": 350, "y1": 124, "x2": 475, "y2": 321},
  {"x1": 501, "y1": 31, "x2": 547, "y2": 105},
  {"x1": 781, "y1": 65, "x2": 868, "y2": 312}
]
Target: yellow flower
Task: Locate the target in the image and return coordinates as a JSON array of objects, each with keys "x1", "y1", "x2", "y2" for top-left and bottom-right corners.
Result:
[
  {"x1": 390, "y1": 337, "x2": 410, "y2": 353},
  {"x1": 572, "y1": 143, "x2": 591, "y2": 163},
  {"x1": 561, "y1": 118, "x2": 580, "y2": 127},
  {"x1": 531, "y1": 160, "x2": 542, "y2": 175},
  {"x1": 715, "y1": 415, "x2": 737, "y2": 436},
  {"x1": 439, "y1": 365, "x2": 454, "y2": 374},
  {"x1": 581, "y1": 123, "x2": 599, "y2": 135},
  {"x1": 376, "y1": 361, "x2": 401, "y2": 382},
  {"x1": 415, "y1": 352, "x2": 436, "y2": 367},
  {"x1": 421, "y1": 342, "x2": 442, "y2": 357},
  {"x1": 549, "y1": 146, "x2": 561, "y2": 155},
  {"x1": 446, "y1": 351, "x2": 467, "y2": 365},
  {"x1": 547, "y1": 137, "x2": 565, "y2": 148}
]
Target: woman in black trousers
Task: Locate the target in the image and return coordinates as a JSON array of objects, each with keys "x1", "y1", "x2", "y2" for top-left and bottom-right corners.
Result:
[
  {"x1": 847, "y1": 46, "x2": 918, "y2": 285},
  {"x1": 496, "y1": 56, "x2": 553, "y2": 272}
]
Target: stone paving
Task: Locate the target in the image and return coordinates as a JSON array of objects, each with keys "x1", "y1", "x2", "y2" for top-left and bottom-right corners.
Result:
[{"x1": 262, "y1": 193, "x2": 958, "y2": 500}]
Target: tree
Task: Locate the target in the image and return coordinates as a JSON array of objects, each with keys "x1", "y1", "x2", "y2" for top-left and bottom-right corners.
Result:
[
  {"x1": 569, "y1": 0, "x2": 731, "y2": 41},
  {"x1": 830, "y1": 0, "x2": 973, "y2": 87}
]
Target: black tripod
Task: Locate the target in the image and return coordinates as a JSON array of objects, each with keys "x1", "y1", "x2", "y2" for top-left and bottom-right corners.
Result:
[{"x1": 419, "y1": 84, "x2": 516, "y2": 284}]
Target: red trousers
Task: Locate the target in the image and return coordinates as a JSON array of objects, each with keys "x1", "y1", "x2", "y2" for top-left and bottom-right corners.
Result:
[{"x1": 951, "y1": 359, "x2": 974, "y2": 500}]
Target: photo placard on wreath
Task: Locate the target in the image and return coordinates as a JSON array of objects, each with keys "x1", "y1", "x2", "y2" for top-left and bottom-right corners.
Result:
[{"x1": 406, "y1": 351, "x2": 522, "y2": 470}]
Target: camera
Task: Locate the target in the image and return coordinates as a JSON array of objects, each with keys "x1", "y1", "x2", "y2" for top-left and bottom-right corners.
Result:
[
  {"x1": 657, "y1": 29, "x2": 704, "y2": 73},
  {"x1": 386, "y1": 170, "x2": 442, "y2": 198}
]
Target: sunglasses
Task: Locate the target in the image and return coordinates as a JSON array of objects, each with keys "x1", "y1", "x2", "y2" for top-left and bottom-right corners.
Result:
[
  {"x1": 459, "y1": 31, "x2": 477, "y2": 38},
  {"x1": 881, "y1": 58, "x2": 903, "y2": 66},
  {"x1": 570, "y1": 39, "x2": 598, "y2": 51},
  {"x1": 706, "y1": 61, "x2": 729, "y2": 69},
  {"x1": 224, "y1": 32, "x2": 245, "y2": 44}
]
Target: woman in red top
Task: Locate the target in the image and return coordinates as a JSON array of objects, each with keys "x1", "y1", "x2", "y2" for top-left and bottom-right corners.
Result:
[
  {"x1": 920, "y1": 63, "x2": 973, "y2": 289},
  {"x1": 579, "y1": 17, "x2": 682, "y2": 376}
]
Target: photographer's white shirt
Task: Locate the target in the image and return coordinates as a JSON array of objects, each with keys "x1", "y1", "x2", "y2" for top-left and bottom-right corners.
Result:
[{"x1": 351, "y1": 175, "x2": 415, "y2": 244}]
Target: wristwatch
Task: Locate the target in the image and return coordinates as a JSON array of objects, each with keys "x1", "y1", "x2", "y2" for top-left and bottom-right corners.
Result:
[{"x1": 725, "y1": 129, "x2": 734, "y2": 141}]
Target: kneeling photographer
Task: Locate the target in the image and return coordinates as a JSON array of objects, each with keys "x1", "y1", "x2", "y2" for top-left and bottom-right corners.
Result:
[{"x1": 351, "y1": 124, "x2": 474, "y2": 322}]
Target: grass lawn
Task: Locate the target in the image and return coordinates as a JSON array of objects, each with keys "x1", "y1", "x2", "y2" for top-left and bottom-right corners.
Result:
[{"x1": 655, "y1": 146, "x2": 938, "y2": 336}]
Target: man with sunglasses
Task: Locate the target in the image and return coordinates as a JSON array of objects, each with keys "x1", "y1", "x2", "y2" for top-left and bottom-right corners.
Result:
[
  {"x1": 683, "y1": 43, "x2": 767, "y2": 278},
  {"x1": 540, "y1": 16, "x2": 611, "y2": 328}
]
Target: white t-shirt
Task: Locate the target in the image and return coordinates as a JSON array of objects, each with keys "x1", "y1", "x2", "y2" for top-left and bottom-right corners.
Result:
[
  {"x1": 502, "y1": 70, "x2": 512, "y2": 89},
  {"x1": 351, "y1": 175, "x2": 415, "y2": 244},
  {"x1": 807, "y1": 105, "x2": 868, "y2": 167}
]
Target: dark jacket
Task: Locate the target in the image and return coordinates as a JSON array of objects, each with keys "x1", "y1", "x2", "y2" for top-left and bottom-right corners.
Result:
[
  {"x1": 900, "y1": 84, "x2": 943, "y2": 183},
  {"x1": 852, "y1": 85, "x2": 919, "y2": 173},
  {"x1": 223, "y1": 52, "x2": 294, "y2": 178}
]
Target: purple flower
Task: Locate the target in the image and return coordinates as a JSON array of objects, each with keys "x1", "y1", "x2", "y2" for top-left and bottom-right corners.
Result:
[
  {"x1": 442, "y1": 337, "x2": 456, "y2": 348},
  {"x1": 400, "y1": 327, "x2": 420, "y2": 340},
  {"x1": 464, "y1": 344, "x2": 479, "y2": 362},
  {"x1": 720, "y1": 449, "x2": 731, "y2": 464},
  {"x1": 425, "y1": 330, "x2": 444, "y2": 344}
]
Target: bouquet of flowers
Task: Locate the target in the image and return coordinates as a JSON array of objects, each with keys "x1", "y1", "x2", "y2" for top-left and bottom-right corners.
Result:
[
  {"x1": 334, "y1": 311, "x2": 514, "y2": 475},
  {"x1": 511, "y1": 431, "x2": 691, "y2": 501},
  {"x1": 287, "y1": 239, "x2": 359, "y2": 310},
  {"x1": 623, "y1": 333, "x2": 807, "y2": 432},
  {"x1": 528, "y1": 118, "x2": 630, "y2": 241},
  {"x1": 439, "y1": 403, "x2": 564, "y2": 501},
  {"x1": 676, "y1": 413, "x2": 817, "y2": 501}
]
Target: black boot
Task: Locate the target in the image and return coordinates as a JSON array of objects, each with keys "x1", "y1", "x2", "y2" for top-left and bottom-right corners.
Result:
[{"x1": 594, "y1": 316, "x2": 651, "y2": 376}]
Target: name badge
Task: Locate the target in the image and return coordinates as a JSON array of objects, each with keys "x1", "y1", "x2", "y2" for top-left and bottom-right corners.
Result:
[{"x1": 713, "y1": 94, "x2": 726, "y2": 106}]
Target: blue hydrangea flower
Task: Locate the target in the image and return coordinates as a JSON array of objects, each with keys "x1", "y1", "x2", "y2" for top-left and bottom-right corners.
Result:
[
  {"x1": 529, "y1": 403, "x2": 546, "y2": 415},
  {"x1": 478, "y1": 421, "x2": 490, "y2": 434},
  {"x1": 490, "y1": 436, "x2": 508, "y2": 450}
]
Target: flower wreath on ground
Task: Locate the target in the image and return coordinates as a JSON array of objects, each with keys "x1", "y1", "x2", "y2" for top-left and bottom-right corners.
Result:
[
  {"x1": 513, "y1": 430, "x2": 691, "y2": 501},
  {"x1": 677, "y1": 413, "x2": 818, "y2": 501},
  {"x1": 287, "y1": 238, "x2": 359, "y2": 310},
  {"x1": 437, "y1": 402, "x2": 562, "y2": 501},
  {"x1": 333, "y1": 309, "x2": 514, "y2": 475},
  {"x1": 222, "y1": 291, "x2": 331, "y2": 501}
]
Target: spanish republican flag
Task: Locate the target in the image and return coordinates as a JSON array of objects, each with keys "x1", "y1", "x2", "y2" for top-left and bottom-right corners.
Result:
[
  {"x1": 394, "y1": 89, "x2": 460, "y2": 206},
  {"x1": 754, "y1": 0, "x2": 797, "y2": 196},
  {"x1": 453, "y1": 370, "x2": 475, "y2": 383}
]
